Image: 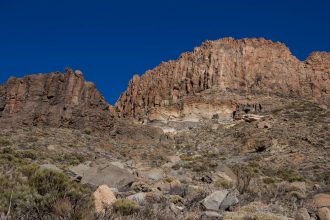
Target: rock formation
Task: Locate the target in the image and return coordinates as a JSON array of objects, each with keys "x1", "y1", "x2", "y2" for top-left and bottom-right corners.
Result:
[
  {"x1": 116, "y1": 38, "x2": 330, "y2": 122},
  {"x1": 0, "y1": 68, "x2": 114, "y2": 129}
]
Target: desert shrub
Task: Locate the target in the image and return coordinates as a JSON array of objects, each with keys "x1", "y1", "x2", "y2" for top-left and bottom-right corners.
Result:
[
  {"x1": 84, "y1": 128, "x2": 92, "y2": 135},
  {"x1": 168, "y1": 195, "x2": 184, "y2": 204},
  {"x1": 19, "y1": 164, "x2": 39, "y2": 178},
  {"x1": 15, "y1": 150, "x2": 38, "y2": 160},
  {"x1": 25, "y1": 136, "x2": 39, "y2": 143},
  {"x1": 214, "y1": 178, "x2": 233, "y2": 189},
  {"x1": 276, "y1": 167, "x2": 304, "y2": 182},
  {"x1": 0, "y1": 168, "x2": 94, "y2": 219},
  {"x1": 232, "y1": 164, "x2": 256, "y2": 194},
  {"x1": 181, "y1": 154, "x2": 218, "y2": 172},
  {"x1": 318, "y1": 172, "x2": 330, "y2": 185},
  {"x1": 263, "y1": 177, "x2": 275, "y2": 185},
  {"x1": 2, "y1": 147, "x2": 13, "y2": 154},
  {"x1": 56, "y1": 152, "x2": 87, "y2": 166},
  {"x1": 112, "y1": 199, "x2": 140, "y2": 216},
  {"x1": 29, "y1": 169, "x2": 71, "y2": 195},
  {"x1": 171, "y1": 163, "x2": 181, "y2": 170},
  {"x1": 0, "y1": 139, "x2": 11, "y2": 146},
  {"x1": 52, "y1": 198, "x2": 72, "y2": 217}
]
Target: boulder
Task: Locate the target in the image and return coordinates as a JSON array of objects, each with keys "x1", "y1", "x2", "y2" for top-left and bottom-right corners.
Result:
[
  {"x1": 202, "y1": 190, "x2": 239, "y2": 211},
  {"x1": 127, "y1": 192, "x2": 146, "y2": 206},
  {"x1": 313, "y1": 194, "x2": 330, "y2": 208},
  {"x1": 318, "y1": 207, "x2": 330, "y2": 220},
  {"x1": 93, "y1": 185, "x2": 117, "y2": 213},
  {"x1": 142, "y1": 168, "x2": 164, "y2": 181},
  {"x1": 202, "y1": 190, "x2": 228, "y2": 211},
  {"x1": 154, "y1": 178, "x2": 182, "y2": 193},
  {"x1": 70, "y1": 160, "x2": 136, "y2": 189},
  {"x1": 219, "y1": 190, "x2": 239, "y2": 210}
]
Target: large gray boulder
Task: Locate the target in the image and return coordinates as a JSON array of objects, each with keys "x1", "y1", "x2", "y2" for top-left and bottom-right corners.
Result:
[
  {"x1": 202, "y1": 190, "x2": 238, "y2": 211},
  {"x1": 220, "y1": 190, "x2": 239, "y2": 210},
  {"x1": 70, "y1": 160, "x2": 136, "y2": 189},
  {"x1": 127, "y1": 192, "x2": 147, "y2": 206}
]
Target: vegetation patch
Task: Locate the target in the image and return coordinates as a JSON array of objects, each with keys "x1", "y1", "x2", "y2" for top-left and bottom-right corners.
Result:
[{"x1": 112, "y1": 199, "x2": 140, "y2": 216}]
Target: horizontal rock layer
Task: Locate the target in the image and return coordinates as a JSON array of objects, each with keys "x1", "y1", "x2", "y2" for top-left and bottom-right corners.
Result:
[{"x1": 115, "y1": 38, "x2": 330, "y2": 120}]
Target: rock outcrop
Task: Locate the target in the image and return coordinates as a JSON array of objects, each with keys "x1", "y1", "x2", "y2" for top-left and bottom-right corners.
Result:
[
  {"x1": 116, "y1": 38, "x2": 330, "y2": 122},
  {"x1": 0, "y1": 68, "x2": 115, "y2": 129}
]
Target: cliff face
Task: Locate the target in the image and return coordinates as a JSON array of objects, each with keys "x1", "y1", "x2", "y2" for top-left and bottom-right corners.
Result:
[
  {"x1": 0, "y1": 68, "x2": 114, "y2": 129},
  {"x1": 115, "y1": 38, "x2": 330, "y2": 121}
]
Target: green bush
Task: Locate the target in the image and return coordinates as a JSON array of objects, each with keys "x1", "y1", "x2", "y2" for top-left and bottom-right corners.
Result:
[
  {"x1": 15, "y1": 150, "x2": 38, "y2": 160},
  {"x1": 0, "y1": 139, "x2": 11, "y2": 146},
  {"x1": 2, "y1": 147, "x2": 13, "y2": 154},
  {"x1": 263, "y1": 177, "x2": 275, "y2": 184},
  {"x1": 214, "y1": 178, "x2": 233, "y2": 189},
  {"x1": 84, "y1": 128, "x2": 92, "y2": 135},
  {"x1": 0, "y1": 168, "x2": 94, "y2": 219},
  {"x1": 112, "y1": 199, "x2": 139, "y2": 216},
  {"x1": 276, "y1": 168, "x2": 304, "y2": 182},
  {"x1": 318, "y1": 172, "x2": 330, "y2": 184}
]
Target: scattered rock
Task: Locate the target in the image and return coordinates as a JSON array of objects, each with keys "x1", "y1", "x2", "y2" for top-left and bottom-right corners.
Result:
[
  {"x1": 313, "y1": 194, "x2": 330, "y2": 208},
  {"x1": 110, "y1": 161, "x2": 126, "y2": 169},
  {"x1": 204, "y1": 210, "x2": 222, "y2": 218},
  {"x1": 223, "y1": 211, "x2": 294, "y2": 220},
  {"x1": 47, "y1": 145, "x2": 56, "y2": 151},
  {"x1": 153, "y1": 176, "x2": 181, "y2": 192},
  {"x1": 141, "y1": 168, "x2": 164, "y2": 181},
  {"x1": 127, "y1": 192, "x2": 146, "y2": 206},
  {"x1": 295, "y1": 208, "x2": 310, "y2": 220},
  {"x1": 318, "y1": 207, "x2": 330, "y2": 220},
  {"x1": 169, "y1": 202, "x2": 183, "y2": 216},
  {"x1": 219, "y1": 190, "x2": 239, "y2": 210},
  {"x1": 257, "y1": 120, "x2": 272, "y2": 129},
  {"x1": 93, "y1": 185, "x2": 117, "y2": 213},
  {"x1": 202, "y1": 190, "x2": 228, "y2": 211}
]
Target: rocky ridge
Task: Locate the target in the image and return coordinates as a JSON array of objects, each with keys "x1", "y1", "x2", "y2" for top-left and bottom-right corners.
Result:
[
  {"x1": 0, "y1": 68, "x2": 115, "y2": 129},
  {"x1": 115, "y1": 38, "x2": 330, "y2": 125}
]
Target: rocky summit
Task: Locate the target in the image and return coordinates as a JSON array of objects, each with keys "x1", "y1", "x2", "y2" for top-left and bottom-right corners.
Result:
[
  {"x1": 0, "y1": 68, "x2": 115, "y2": 129},
  {"x1": 116, "y1": 38, "x2": 330, "y2": 127},
  {"x1": 0, "y1": 38, "x2": 330, "y2": 220}
]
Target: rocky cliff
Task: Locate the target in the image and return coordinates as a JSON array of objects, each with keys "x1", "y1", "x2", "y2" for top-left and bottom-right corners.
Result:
[
  {"x1": 0, "y1": 68, "x2": 115, "y2": 129},
  {"x1": 116, "y1": 38, "x2": 330, "y2": 122}
]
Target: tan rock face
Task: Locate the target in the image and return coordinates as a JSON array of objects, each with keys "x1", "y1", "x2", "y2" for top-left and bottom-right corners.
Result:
[
  {"x1": 318, "y1": 207, "x2": 330, "y2": 220},
  {"x1": 116, "y1": 38, "x2": 330, "y2": 121},
  {"x1": 313, "y1": 194, "x2": 330, "y2": 208},
  {"x1": 0, "y1": 68, "x2": 114, "y2": 129},
  {"x1": 93, "y1": 185, "x2": 117, "y2": 213}
]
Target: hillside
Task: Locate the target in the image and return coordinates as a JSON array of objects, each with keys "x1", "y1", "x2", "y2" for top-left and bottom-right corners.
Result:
[{"x1": 0, "y1": 38, "x2": 329, "y2": 220}]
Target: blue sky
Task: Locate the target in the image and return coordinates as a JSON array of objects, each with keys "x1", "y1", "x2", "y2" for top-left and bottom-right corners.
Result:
[{"x1": 0, "y1": 0, "x2": 329, "y2": 104}]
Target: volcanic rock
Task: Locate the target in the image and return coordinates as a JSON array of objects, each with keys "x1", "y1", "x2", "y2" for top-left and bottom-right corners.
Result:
[
  {"x1": 0, "y1": 68, "x2": 114, "y2": 130},
  {"x1": 116, "y1": 38, "x2": 330, "y2": 123}
]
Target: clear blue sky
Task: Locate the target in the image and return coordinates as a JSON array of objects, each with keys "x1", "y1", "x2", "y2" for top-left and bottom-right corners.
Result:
[{"x1": 0, "y1": 0, "x2": 329, "y2": 104}]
